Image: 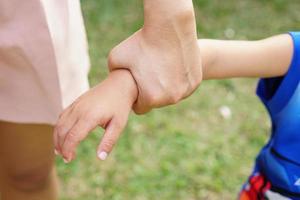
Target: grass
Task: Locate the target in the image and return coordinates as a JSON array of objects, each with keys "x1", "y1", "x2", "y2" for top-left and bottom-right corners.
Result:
[{"x1": 57, "y1": 0, "x2": 300, "y2": 199}]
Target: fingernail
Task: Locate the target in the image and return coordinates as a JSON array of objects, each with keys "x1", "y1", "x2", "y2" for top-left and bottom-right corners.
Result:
[
  {"x1": 63, "y1": 158, "x2": 70, "y2": 164},
  {"x1": 98, "y1": 151, "x2": 108, "y2": 161},
  {"x1": 54, "y1": 149, "x2": 59, "y2": 155}
]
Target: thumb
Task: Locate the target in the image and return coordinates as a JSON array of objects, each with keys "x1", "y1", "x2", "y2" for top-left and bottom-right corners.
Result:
[
  {"x1": 108, "y1": 37, "x2": 134, "y2": 72},
  {"x1": 97, "y1": 118, "x2": 125, "y2": 160}
]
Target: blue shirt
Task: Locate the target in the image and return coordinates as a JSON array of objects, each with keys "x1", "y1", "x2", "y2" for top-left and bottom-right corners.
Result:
[{"x1": 254, "y1": 32, "x2": 300, "y2": 198}]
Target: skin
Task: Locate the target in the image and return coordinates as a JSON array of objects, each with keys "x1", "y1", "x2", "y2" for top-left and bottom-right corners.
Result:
[
  {"x1": 109, "y1": 0, "x2": 202, "y2": 114},
  {"x1": 54, "y1": 70, "x2": 138, "y2": 162},
  {"x1": 200, "y1": 34, "x2": 293, "y2": 80},
  {"x1": 0, "y1": 1, "x2": 200, "y2": 199},
  {"x1": 0, "y1": 122, "x2": 58, "y2": 200},
  {"x1": 55, "y1": 34, "x2": 294, "y2": 163}
]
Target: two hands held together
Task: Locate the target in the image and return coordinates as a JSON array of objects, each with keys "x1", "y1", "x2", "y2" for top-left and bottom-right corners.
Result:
[
  {"x1": 54, "y1": 0, "x2": 203, "y2": 163},
  {"x1": 53, "y1": 0, "x2": 294, "y2": 163},
  {"x1": 54, "y1": 70, "x2": 138, "y2": 163}
]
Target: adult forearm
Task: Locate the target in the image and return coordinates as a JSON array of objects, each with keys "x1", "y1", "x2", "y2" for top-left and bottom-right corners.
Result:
[
  {"x1": 199, "y1": 34, "x2": 293, "y2": 80},
  {"x1": 109, "y1": 0, "x2": 201, "y2": 114},
  {"x1": 143, "y1": 0, "x2": 195, "y2": 21},
  {"x1": 143, "y1": 0, "x2": 197, "y2": 43}
]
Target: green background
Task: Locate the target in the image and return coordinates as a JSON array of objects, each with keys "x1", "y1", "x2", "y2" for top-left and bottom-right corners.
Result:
[{"x1": 57, "y1": 1, "x2": 300, "y2": 199}]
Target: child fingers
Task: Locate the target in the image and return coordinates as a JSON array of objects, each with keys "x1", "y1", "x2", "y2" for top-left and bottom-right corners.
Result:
[
  {"x1": 54, "y1": 108, "x2": 78, "y2": 155},
  {"x1": 97, "y1": 118, "x2": 125, "y2": 161},
  {"x1": 53, "y1": 128, "x2": 60, "y2": 155},
  {"x1": 61, "y1": 118, "x2": 97, "y2": 163}
]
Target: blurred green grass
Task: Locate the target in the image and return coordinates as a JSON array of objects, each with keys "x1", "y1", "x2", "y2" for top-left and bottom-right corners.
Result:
[{"x1": 57, "y1": 1, "x2": 300, "y2": 199}]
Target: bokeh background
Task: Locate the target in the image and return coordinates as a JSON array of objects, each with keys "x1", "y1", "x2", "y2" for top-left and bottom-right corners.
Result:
[{"x1": 57, "y1": 0, "x2": 300, "y2": 199}]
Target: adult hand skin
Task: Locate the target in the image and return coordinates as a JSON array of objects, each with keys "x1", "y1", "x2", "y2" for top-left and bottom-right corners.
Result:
[{"x1": 108, "y1": 0, "x2": 202, "y2": 114}]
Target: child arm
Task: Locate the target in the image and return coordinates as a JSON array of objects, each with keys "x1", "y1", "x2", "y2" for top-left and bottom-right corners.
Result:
[
  {"x1": 200, "y1": 34, "x2": 294, "y2": 80},
  {"x1": 54, "y1": 69, "x2": 138, "y2": 163}
]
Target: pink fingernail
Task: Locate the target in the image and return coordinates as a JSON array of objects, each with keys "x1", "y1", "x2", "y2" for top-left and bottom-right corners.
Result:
[
  {"x1": 63, "y1": 158, "x2": 70, "y2": 164},
  {"x1": 54, "y1": 149, "x2": 59, "y2": 155},
  {"x1": 98, "y1": 151, "x2": 108, "y2": 161}
]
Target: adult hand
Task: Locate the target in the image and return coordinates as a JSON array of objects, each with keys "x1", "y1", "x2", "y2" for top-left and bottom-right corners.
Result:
[{"x1": 108, "y1": 0, "x2": 202, "y2": 114}]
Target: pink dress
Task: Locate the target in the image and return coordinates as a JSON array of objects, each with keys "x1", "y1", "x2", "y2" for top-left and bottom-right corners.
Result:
[{"x1": 0, "y1": 0, "x2": 90, "y2": 125}]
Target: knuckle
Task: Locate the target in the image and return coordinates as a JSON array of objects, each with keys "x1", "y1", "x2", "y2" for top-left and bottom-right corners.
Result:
[
  {"x1": 169, "y1": 93, "x2": 181, "y2": 104},
  {"x1": 139, "y1": 75, "x2": 199, "y2": 108},
  {"x1": 55, "y1": 124, "x2": 65, "y2": 136},
  {"x1": 61, "y1": 148, "x2": 71, "y2": 157},
  {"x1": 66, "y1": 131, "x2": 80, "y2": 143},
  {"x1": 81, "y1": 112, "x2": 94, "y2": 122},
  {"x1": 114, "y1": 120, "x2": 125, "y2": 131},
  {"x1": 194, "y1": 74, "x2": 202, "y2": 86},
  {"x1": 188, "y1": 71, "x2": 201, "y2": 89},
  {"x1": 167, "y1": 87, "x2": 184, "y2": 105},
  {"x1": 192, "y1": 76, "x2": 202, "y2": 90},
  {"x1": 145, "y1": 90, "x2": 164, "y2": 107},
  {"x1": 183, "y1": 76, "x2": 202, "y2": 99},
  {"x1": 72, "y1": 103, "x2": 84, "y2": 115},
  {"x1": 161, "y1": 81, "x2": 184, "y2": 105},
  {"x1": 102, "y1": 139, "x2": 115, "y2": 151},
  {"x1": 145, "y1": 93, "x2": 156, "y2": 105}
]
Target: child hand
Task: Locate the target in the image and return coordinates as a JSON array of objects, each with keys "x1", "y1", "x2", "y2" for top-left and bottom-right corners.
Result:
[{"x1": 53, "y1": 70, "x2": 138, "y2": 163}]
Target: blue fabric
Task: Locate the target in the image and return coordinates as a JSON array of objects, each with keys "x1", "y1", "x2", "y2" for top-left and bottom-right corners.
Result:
[{"x1": 245, "y1": 32, "x2": 300, "y2": 199}]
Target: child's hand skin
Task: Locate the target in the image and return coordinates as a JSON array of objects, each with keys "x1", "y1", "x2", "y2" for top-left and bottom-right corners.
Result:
[
  {"x1": 53, "y1": 69, "x2": 138, "y2": 163},
  {"x1": 199, "y1": 34, "x2": 293, "y2": 79},
  {"x1": 54, "y1": 34, "x2": 293, "y2": 163}
]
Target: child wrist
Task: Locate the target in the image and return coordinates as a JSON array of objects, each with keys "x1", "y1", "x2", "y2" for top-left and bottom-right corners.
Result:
[
  {"x1": 118, "y1": 69, "x2": 138, "y2": 105},
  {"x1": 198, "y1": 39, "x2": 216, "y2": 80}
]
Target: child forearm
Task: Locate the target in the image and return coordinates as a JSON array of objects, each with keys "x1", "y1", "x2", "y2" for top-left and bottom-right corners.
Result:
[{"x1": 199, "y1": 34, "x2": 294, "y2": 80}]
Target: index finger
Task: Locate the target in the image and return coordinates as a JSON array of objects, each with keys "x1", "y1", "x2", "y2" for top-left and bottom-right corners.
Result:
[{"x1": 61, "y1": 118, "x2": 97, "y2": 163}]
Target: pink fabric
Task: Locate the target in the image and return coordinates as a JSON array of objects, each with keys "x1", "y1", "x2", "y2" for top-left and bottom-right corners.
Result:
[{"x1": 0, "y1": 0, "x2": 90, "y2": 125}]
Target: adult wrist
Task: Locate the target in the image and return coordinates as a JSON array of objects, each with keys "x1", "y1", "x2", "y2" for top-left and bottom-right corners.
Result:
[
  {"x1": 143, "y1": 0, "x2": 196, "y2": 38},
  {"x1": 142, "y1": 0, "x2": 198, "y2": 50},
  {"x1": 143, "y1": 0, "x2": 194, "y2": 21}
]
